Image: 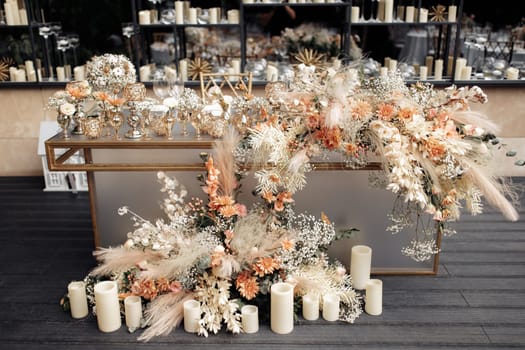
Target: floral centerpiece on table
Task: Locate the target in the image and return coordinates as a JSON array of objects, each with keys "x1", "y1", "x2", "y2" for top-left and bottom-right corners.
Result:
[
  {"x1": 65, "y1": 131, "x2": 361, "y2": 340},
  {"x1": 85, "y1": 53, "x2": 136, "y2": 94}
]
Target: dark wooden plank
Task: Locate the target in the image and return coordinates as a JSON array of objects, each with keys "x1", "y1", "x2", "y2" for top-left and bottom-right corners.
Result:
[
  {"x1": 483, "y1": 326, "x2": 525, "y2": 346},
  {"x1": 440, "y1": 241, "x2": 525, "y2": 253},
  {"x1": 462, "y1": 291, "x2": 525, "y2": 307},
  {"x1": 440, "y1": 251, "x2": 525, "y2": 264},
  {"x1": 379, "y1": 276, "x2": 525, "y2": 291},
  {"x1": 444, "y1": 263, "x2": 525, "y2": 277}
]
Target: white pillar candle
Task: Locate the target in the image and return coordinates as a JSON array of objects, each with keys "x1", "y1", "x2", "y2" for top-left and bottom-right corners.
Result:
[
  {"x1": 419, "y1": 66, "x2": 428, "y2": 80},
  {"x1": 351, "y1": 6, "x2": 360, "y2": 22},
  {"x1": 9, "y1": 66, "x2": 17, "y2": 81},
  {"x1": 322, "y1": 293, "x2": 340, "y2": 322},
  {"x1": 208, "y1": 7, "x2": 218, "y2": 24},
  {"x1": 266, "y1": 64, "x2": 279, "y2": 82},
  {"x1": 434, "y1": 59, "x2": 443, "y2": 80},
  {"x1": 380, "y1": 67, "x2": 388, "y2": 77},
  {"x1": 270, "y1": 282, "x2": 294, "y2": 334},
  {"x1": 19, "y1": 8, "x2": 28, "y2": 25},
  {"x1": 227, "y1": 9, "x2": 239, "y2": 24},
  {"x1": 139, "y1": 65, "x2": 151, "y2": 82},
  {"x1": 419, "y1": 8, "x2": 428, "y2": 23},
  {"x1": 27, "y1": 70, "x2": 37, "y2": 82},
  {"x1": 231, "y1": 59, "x2": 241, "y2": 74},
  {"x1": 25, "y1": 60, "x2": 34, "y2": 75},
  {"x1": 454, "y1": 58, "x2": 467, "y2": 80},
  {"x1": 425, "y1": 55, "x2": 433, "y2": 73},
  {"x1": 302, "y1": 293, "x2": 319, "y2": 321},
  {"x1": 448, "y1": 5, "x2": 457, "y2": 22},
  {"x1": 124, "y1": 295, "x2": 142, "y2": 330},
  {"x1": 74, "y1": 66, "x2": 85, "y2": 81},
  {"x1": 56, "y1": 66, "x2": 66, "y2": 82},
  {"x1": 243, "y1": 0, "x2": 254, "y2": 3},
  {"x1": 15, "y1": 69, "x2": 26, "y2": 82},
  {"x1": 313, "y1": 0, "x2": 325, "y2": 3},
  {"x1": 188, "y1": 8, "x2": 197, "y2": 24},
  {"x1": 179, "y1": 59, "x2": 188, "y2": 82},
  {"x1": 175, "y1": 1, "x2": 184, "y2": 24},
  {"x1": 289, "y1": 0, "x2": 297, "y2": 2},
  {"x1": 388, "y1": 59, "x2": 397, "y2": 72},
  {"x1": 241, "y1": 305, "x2": 259, "y2": 334},
  {"x1": 377, "y1": 0, "x2": 385, "y2": 21},
  {"x1": 183, "y1": 299, "x2": 201, "y2": 333},
  {"x1": 350, "y1": 245, "x2": 372, "y2": 290},
  {"x1": 506, "y1": 67, "x2": 519, "y2": 80},
  {"x1": 138, "y1": 10, "x2": 150, "y2": 25},
  {"x1": 461, "y1": 66, "x2": 472, "y2": 80},
  {"x1": 365, "y1": 279, "x2": 383, "y2": 316},
  {"x1": 94, "y1": 281, "x2": 121, "y2": 333},
  {"x1": 405, "y1": 6, "x2": 414, "y2": 23},
  {"x1": 447, "y1": 55, "x2": 454, "y2": 76},
  {"x1": 5, "y1": 1, "x2": 20, "y2": 25},
  {"x1": 384, "y1": 0, "x2": 393, "y2": 22},
  {"x1": 68, "y1": 281, "x2": 89, "y2": 319}
]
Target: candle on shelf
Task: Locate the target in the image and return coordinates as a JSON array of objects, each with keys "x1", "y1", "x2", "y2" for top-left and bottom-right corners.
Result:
[
  {"x1": 365, "y1": 279, "x2": 383, "y2": 316},
  {"x1": 454, "y1": 57, "x2": 467, "y2": 80},
  {"x1": 447, "y1": 55, "x2": 454, "y2": 76},
  {"x1": 506, "y1": 67, "x2": 519, "y2": 80},
  {"x1": 231, "y1": 59, "x2": 241, "y2": 74},
  {"x1": 302, "y1": 293, "x2": 319, "y2": 321},
  {"x1": 56, "y1": 66, "x2": 66, "y2": 82},
  {"x1": 241, "y1": 305, "x2": 259, "y2": 334},
  {"x1": 419, "y1": 8, "x2": 428, "y2": 23},
  {"x1": 425, "y1": 55, "x2": 433, "y2": 73},
  {"x1": 183, "y1": 299, "x2": 201, "y2": 333},
  {"x1": 4, "y1": 2, "x2": 15, "y2": 25},
  {"x1": 384, "y1": 0, "x2": 393, "y2": 22},
  {"x1": 209, "y1": 7, "x2": 219, "y2": 24},
  {"x1": 461, "y1": 66, "x2": 472, "y2": 80},
  {"x1": 388, "y1": 59, "x2": 397, "y2": 72},
  {"x1": 380, "y1": 67, "x2": 388, "y2": 77},
  {"x1": 25, "y1": 60, "x2": 34, "y2": 75},
  {"x1": 270, "y1": 282, "x2": 294, "y2": 334},
  {"x1": 175, "y1": 1, "x2": 184, "y2": 24},
  {"x1": 434, "y1": 59, "x2": 443, "y2": 80},
  {"x1": 384, "y1": 56, "x2": 391, "y2": 68},
  {"x1": 351, "y1": 6, "x2": 360, "y2": 22},
  {"x1": 350, "y1": 245, "x2": 372, "y2": 290},
  {"x1": 227, "y1": 9, "x2": 239, "y2": 24},
  {"x1": 124, "y1": 295, "x2": 142, "y2": 330},
  {"x1": 179, "y1": 59, "x2": 188, "y2": 82},
  {"x1": 27, "y1": 70, "x2": 37, "y2": 82},
  {"x1": 74, "y1": 66, "x2": 85, "y2": 81},
  {"x1": 243, "y1": 0, "x2": 255, "y2": 3},
  {"x1": 19, "y1": 8, "x2": 28, "y2": 25},
  {"x1": 322, "y1": 293, "x2": 340, "y2": 322},
  {"x1": 313, "y1": 0, "x2": 325, "y2": 3},
  {"x1": 419, "y1": 66, "x2": 428, "y2": 80},
  {"x1": 139, "y1": 65, "x2": 151, "y2": 82},
  {"x1": 138, "y1": 10, "x2": 150, "y2": 25},
  {"x1": 94, "y1": 281, "x2": 121, "y2": 333},
  {"x1": 266, "y1": 64, "x2": 279, "y2": 82},
  {"x1": 15, "y1": 69, "x2": 26, "y2": 82},
  {"x1": 396, "y1": 5, "x2": 405, "y2": 21},
  {"x1": 9, "y1": 67, "x2": 17, "y2": 81},
  {"x1": 67, "y1": 281, "x2": 89, "y2": 319},
  {"x1": 377, "y1": 0, "x2": 385, "y2": 22},
  {"x1": 448, "y1": 5, "x2": 457, "y2": 22},
  {"x1": 188, "y1": 8, "x2": 197, "y2": 24},
  {"x1": 413, "y1": 63, "x2": 420, "y2": 75},
  {"x1": 405, "y1": 6, "x2": 415, "y2": 23}
]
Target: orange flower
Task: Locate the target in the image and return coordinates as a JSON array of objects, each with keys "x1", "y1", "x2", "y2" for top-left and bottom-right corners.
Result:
[
  {"x1": 131, "y1": 279, "x2": 158, "y2": 300},
  {"x1": 262, "y1": 191, "x2": 276, "y2": 203},
  {"x1": 376, "y1": 103, "x2": 396, "y2": 121},
  {"x1": 344, "y1": 142, "x2": 359, "y2": 156},
  {"x1": 253, "y1": 257, "x2": 280, "y2": 277},
  {"x1": 276, "y1": 191, "x2": 294, "y2": 204},
  {"x1": 92, "y1": 91, "x2": 109, "y2": 101},
  {"x1": 107, "y1": 96, "x2": 126, "y2": 107},
  {"x1": 236, "y1": 270, "x2": 259, "y2": 300},
  {"x1": 219, "y1": 204, "x2": 238, "y2": 217},
  {"x1": 425, "y1": 137, "x2": 446, "y2": 158},
  {"x1": 306, "y1": 113, "x2": 322, "y2": 129},
  {"x1": 351, "y1": 100, "x2": 372, "y2": 119},
  {"x1": 281, "y1": 238, "x2": 294, "y2": 251},
  {"x1": 315, "y1": 127, "x2": 342, "y2": 150},
  {"x1": 156, "y1": 278, "x2": 182, "y2": 294},
  {"x1": 398, "y1": 107, "x2": 415, "y2": 120}
]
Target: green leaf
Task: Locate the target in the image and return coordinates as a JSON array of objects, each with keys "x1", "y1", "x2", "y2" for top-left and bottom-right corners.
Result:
[
  {"x1": 514, "y1": 159, "x2": 525, "y2": 166},
  {"x1": 506, "y1": 150, "x2": 517, "y2": 157},
  {"x1": 335, "y1": 228, "x2": 359, "y2": 241}
]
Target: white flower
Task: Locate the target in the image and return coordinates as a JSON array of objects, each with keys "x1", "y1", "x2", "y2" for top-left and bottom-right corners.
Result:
[
  {"x1": 59, "y1": 102, "x2": 75, "y2": 116},
  {"x1": 163, "y1": 97, "x2": 178, "y2": 108}
]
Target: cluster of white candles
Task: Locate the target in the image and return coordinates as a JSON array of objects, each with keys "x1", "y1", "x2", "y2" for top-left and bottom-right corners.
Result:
[
  {"x1": 139, "y1": 2, "x2": 239, "y2": 25},
  {"x1": 380, "y1": 56, "x2": 444, "y2": 81},
  {"x1": 351, "y1": 3, "x2": 457, "y2": 23},
  {"x1": 3, "y1": 0, "x2": 29, "y2": 26},
  {"x1": 8, "y1": 60, "x2": 36, "y2": 82}
]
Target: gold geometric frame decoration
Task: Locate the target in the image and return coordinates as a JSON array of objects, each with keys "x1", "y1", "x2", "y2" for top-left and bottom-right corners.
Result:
[{"x1": 199, "y1": 72, "x2": 253, "y2": 101}]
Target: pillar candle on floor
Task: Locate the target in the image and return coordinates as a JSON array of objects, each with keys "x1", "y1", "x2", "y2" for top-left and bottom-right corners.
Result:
[
  {"x1": 322, "y1": 293, "x2": 340, "y2": 322},
  {"x1": 350, "y1": 245, "x2": 372, "y2": 290},
  {"x1": 270, "y1": 282, "x2": 294, "y2": 334},
  {"x1": 302, "y1": 293, "x2": 319, "y2": 321},
  {"x1": 94, "y1": 281, "x2": 121, "y2": 332},
  {"x1": 365, "y1": 279, "x2": 383, "y2": 316},
  {"x1": 68, "y1": 281, "x2": 89, "y2": 319},
  {"x1": 241, "y1": 305, "x2": 259, "y2": 333}
]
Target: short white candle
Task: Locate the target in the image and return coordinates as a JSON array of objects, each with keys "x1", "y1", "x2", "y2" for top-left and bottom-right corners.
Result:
[
  {"x1": 175, "y1": 1, "x2": 184, "y2": 24},
  {"x1": 188, "y1": 8, "x2": 197, "y2": 24},
  {"x1": 179, "y1": 59, "x2": 188, "y2": 82},
  {"x1": 270, "y1": 282, "x2": 294, "y2": 334},
  {"x1": 425, "y1": 55, "x2": 433, "y2": 72},
  {"x1": 208, "y1": 7, "x2": 219, "y2": 24},
  {"x1": 19, "y1": 8, "x2": 28, "y2": 25},
  {"x1": 454, "y1": 58, "x2": 467, "y2": 81},
  {"x1": 227, "y1": 9, "x2": 239, "y2": 24},
  {"x1": 302, "y1": 293, "x2": 319, "y2": 321},
  {"x1": 448, "y1": 5, "x2": 457, "y2": 22},
  {"x1": 351, "y1": 6, "x2": 360, "y2": 22},
  {"x1": 313, "y1": 0, "x2": 325, "y2": 3},
  {"x1": 231, "y1": 59, "x2": 241, "y2": 74},
  {"x1": 384, "y1": 0, "x2": 393, "y2": 22},
  {"x1": 322, "y1": 293, "x2": 340, "y2": 322},
  {"x1": 9, "y1": 66, "x2": 17, "y2": 81},
  {"x1": 419, "y1": 8, "x2": 428, "y2": 23},
  {"x1": 266, "y1": 64, "x2": 279, "y2": 82},
  {"x1": 405, "y1": 6, "x2": 415, "y2": 23},
  {"x1": 138, "y1": 10, "x2": 150, "y2": 25},
  {"x1": 56, "y1": 66, "x2": 66, "y2": 82},
  {"x1": 24, "y1": 60, "x2": 34, "y2": 75},
  {"x1": 73, "y1": 66, "x2": 85, "y2": 81},
  {"x1": 15, "y1": 69, "x2": 26, "y2": 82},
  {"x1": 27, "y1": 70, "x2": 37, "y2": 82},
  {"x1": 506, "y1": 67, "x2": 519, "y2": 80},
  {"x1": 380, "y1": 67, "x2": 388, "y2": 77},
  {"x1": 388, "y1": 59, "x2": 397, "y2": 72},
  {"x1": 350, "y1": 245, "x2": 372, "y2": 290},
  {"x1": 139, "y1": 65, "x2": 151, "y2": 82},
  {"x1": 68, "y1": 281, "x2": 89, "y2": 319},
  {"x1": 419, "y1": 66, "x2": 428, "y2": 80},
  {"x1": 183, "y1": 299, "x2": 201, "y2": 333},
  {"x1": 434, "y1": 59, "x2": 443, "y2": 80},
  {"x1": 124, "y1": 295, "x2": 142, "y2": 330},
  {"x1": 241, "y1": 305, "x2": 259, "y2": 333},
  {"x1": 94, "y1": 281, "x2": 121, "y2": 333},
  {"x1": 365, "y1": 279, "x2": 383, "y2": 316},
  {"x1": 243, "y1": 0, "x2": 254, "y2": 3},
  {"x1": 461, "y1": 66, "x2": 472, "y2": 80}
]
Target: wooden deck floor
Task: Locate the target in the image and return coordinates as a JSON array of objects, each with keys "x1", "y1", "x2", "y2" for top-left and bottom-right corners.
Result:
[{"x1": 1, "y1": 176, "x2": 524, "y2": 349}]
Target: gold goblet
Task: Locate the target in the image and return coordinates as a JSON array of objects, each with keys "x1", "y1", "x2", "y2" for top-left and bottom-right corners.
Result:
[
  {"x1": 122, "y1": 82, "x2": 146, "y2": 139},
  {"x1": 56, "y1": 113, "x2": 71, "y2": 139}
]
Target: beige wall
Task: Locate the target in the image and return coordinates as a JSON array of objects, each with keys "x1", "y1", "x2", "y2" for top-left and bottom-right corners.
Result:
[{"x1": 0, "y1": 85, "x2": 524, "y2": 176}]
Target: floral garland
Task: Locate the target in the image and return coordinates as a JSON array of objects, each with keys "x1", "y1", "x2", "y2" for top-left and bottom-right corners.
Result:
[{"x1": 85, "y1": 54, "x2": 136, "y2": 94}]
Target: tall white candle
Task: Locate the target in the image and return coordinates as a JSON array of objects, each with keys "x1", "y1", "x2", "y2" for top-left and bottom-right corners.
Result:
[
  {"x1": 188, "y1": 8, "x2": 197, "y2": 24},
  {"x1": 208, "y1": 7, "x2": 218, "y2": 24},
  {"x1": 434, "y1": 59, "x2": 443, "y2": 80},
  {"x1": 405, "y1": 6, "x2": 415, "y2": 23},
  {"x1": 94, "y1": 281, "x2": 121, "y2": 332},
  {"x1": 270, "y1": 282, "x2": 294, "y2": 334},
  {"x1": 227, "y1": 9, "x2": 239, "y2": 24},
  {"x1": 74, "y1": 66, "x2": 85, "y2": 81},
  {"x1": 56, "y1": 66, "x2": 66, "y2": 82},
  {"x1": 461, "y1": 66, "x2": 472, "y2": 80},
  {"x1": 138, "y1": 10, "x2": 150, "y2": 25},
  {"x1": 302, "y1": 293, "x2": 319, "y2": 321},
  {"x1": 322, "y1": 293, "x2": 340, "y2": 321},
  {"x1": 175, "y1": 1, "x2": 184, "y2": 24},
  {"x1": 384, "y1": 0, "x2": 393, "y2": 22},
  {"x1": 27, "y1": 70, "x2": 37, "y2": 82},
  {"x1": 351, "y1": 6, "x2": 360, "y2": 22},
  {"x1": 506, "y1": 67, "x2": 519, "y2": 80},
  {"x1": 350, "y1": 245, "x2": 372, "y2": 290},
  {"x1": 419, "y1": 66, "x2": 428, "y2": 80},
  {"x1": 19, "y1": 8, "x2": 28, "y2": 25},
  {"x1": 365, "y1": 279, "x2": 383, "y2": 316},
  {"x1": 124, "y1": 295, "x2": 142, "y2": 330},
  {"x1": 388, "y1": 59, "x2": 397, "y2": 72},
  {"x1": 25, "y1": 60, "x2": 34, "y2": 75},
  {"x1": 448, "y1": 5, "x2": 457, "y2": 22},
  {"x1": 377, "y1": 0, "x2": 385, "y2": 21},
  {"x1": 231, "y1": 59, "x2": 241, "y2": 74},
  {"x1": 419, "y1": 8, "x2": 428, "y2": 23},
  {"x1": 454, "y1": 58, "x2": 467, "y2": 80},
  {"x1": 68, "y1": 281, "x2": 89, "y2": 319},
  {"x1": 380, "y1": 67, "x2": 388, "y2": 77},
  {"x1": 139, "y1": 65, "x2": 151, "y2": 82},
  {"x1": 179, "y1": 59, "x2": 188, "y2": 82},
  {"x1": 183, "y1": 299, "x2": 201, "y2": 333},
  {"x1": 241, "y1": 305, "x2": 259, "y2": 333}
]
